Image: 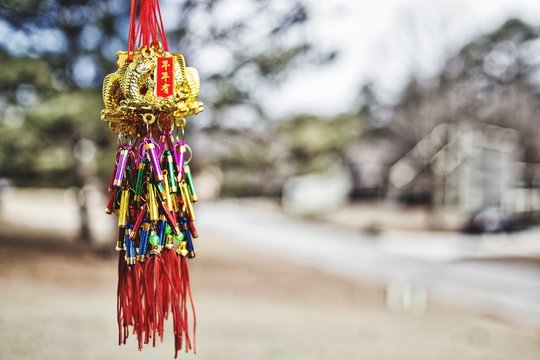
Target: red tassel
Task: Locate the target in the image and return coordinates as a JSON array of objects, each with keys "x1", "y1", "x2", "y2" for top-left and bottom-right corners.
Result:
[
  {"x1": 162, "y1": 249, "x2": 183, "y2": 357},
  {"x1": 143, "y1": 254, "x2": 168, "y2": 346},
  {"x1": 132, "y1": 262, "x2": 145, "y2": 350},
  {"x1": 161, "y1": 249, "x2": 176, "y2": 317},
  {"x1": 180, "y1": 256, "x2": 196, "y2": 354},
  {"x1": 117, "y1": 250, "x2": 129, "y2": 345},
  {"x1": 152, "y1": 249, "x2": 196, "y2": 358},
  {"x1": 117, "y1": 251, "x2": 147, "y2": 350}
]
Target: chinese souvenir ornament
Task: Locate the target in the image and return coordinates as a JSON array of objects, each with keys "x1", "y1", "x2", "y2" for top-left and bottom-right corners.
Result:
[{"x1": 100, "y1": 0, "x2": 202, "y2": 357}]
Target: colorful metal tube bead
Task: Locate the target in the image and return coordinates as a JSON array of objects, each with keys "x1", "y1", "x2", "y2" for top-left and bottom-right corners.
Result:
[
  {"x1": 118, "y1": 189, "x2": 130, "y2": 228},
  {"x1": 162, "y1": 170, "x2": 174, "y2": 211},
  {"x1": 116, "y1": 227, "x2": 125, "y2": 251},
  {"x1": 143, "y1": 140, "x2": 164, "y2": 182},
  {"x1": 157, "y1": 132, "x2": 168, "y2": 158},
  {"x1": 180, "y1": 182, "x2": 195, "y2": 221},
  {"x1": 174, "y1": 140, "x2": 186, "y2": 183},
  {"x1": 125, "y1": 226, "x2": 136, "y2": 266},
  {"x1": 179, "y1": 217, "x2": 195, "y2": 258},
  {"x1": 147, "y1": 182, "x2": 159, "y2": 222},
  {"x1": 137, "y1": 223, "x2": 151, "y2": 262},
  {"x1": 113, "y1": 145, "x2": 131, "y2": 188},
  {"x1": 134, "y1": 158, "x2": 148, "y2": 202},
  {"x1": 156, "y1": 216, "x2": 167, "y2": 247},
  {"x1": 183, "y1": 229, "x2": 195, "y2": 258},
  {"x1": 165, "y1": 150, "x2": 178, "y2": 193},
  {"x1": 159, "y1": 201, "x2": 181, "y2": 235},
  {"x1": 107, "y1": 149, "x2": 120, "y2": 192},
  {"x1": 129, "y1": 204, "x2": 147, "y2": 240},
  {"x1": 184, "y1": 162, "x2": 198, "y2": 202},
  {"x1": 166, "y1": 133, "x2": 176, "y2": 160},
  {"x1": 188, "y1": 220, "x2": 199, "y2": 238},
  {"x1": 155, "y1": 181, "x2": 168, "y2": 204},
  {"x1": 170, "y1": 193, "x2": 179, "y2": 213}
]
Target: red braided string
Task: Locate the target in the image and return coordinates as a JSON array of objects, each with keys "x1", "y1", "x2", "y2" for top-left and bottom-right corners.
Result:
[
  {"x1": 156, "y1": 255, "x2": 165, "y2": 342},
  {"x1": 128, "y1": 0, "x2": 169, "y2": 55},
  {"x1": 161, "y1": 250, "x2": 173, "y2": 319},
  {"x1": 117, "y1": 251, "x2": 127, "y2": 345},
  {"x1": 127, "y1": 0, "x2": 138, "y2": 58},
  {"x1": 143, "y1": 258, "x2": 153, "y2": 345},
  {"x1": 183, "y1": 257, "x2": 196, "y2": 353},
  {"x1": 134, "y1": 263, "x2": 145, "y2": 350},
  {"x1": 153, "y1": 0, "x2": 169, "y2": 51}
]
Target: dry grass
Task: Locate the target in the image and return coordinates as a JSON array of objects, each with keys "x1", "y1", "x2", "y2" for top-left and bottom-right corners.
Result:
[{"x1": 0, "y1": 231, "x2": 539, "y2": 360}]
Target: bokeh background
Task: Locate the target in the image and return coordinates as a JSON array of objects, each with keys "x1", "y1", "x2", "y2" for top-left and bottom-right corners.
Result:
[{"x1": 1, "y1": 0, "x2": 540, "y2": 359}]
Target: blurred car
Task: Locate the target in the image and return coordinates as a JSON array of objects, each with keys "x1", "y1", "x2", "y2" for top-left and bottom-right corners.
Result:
[{"x1": 464, "y1": 207, "x2": 521, "y2": 234}]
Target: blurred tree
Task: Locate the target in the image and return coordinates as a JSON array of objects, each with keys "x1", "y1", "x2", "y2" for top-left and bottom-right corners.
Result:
[
  {"x1": 214, "y1": 113, "x2": 360, "y2": 196},
  {"x1": 0, "y1": 0, "x2": 332, "y2": 240},
  {"x1": 387, "y1": 18, "x2": 540, "y2": 214},
  {"x1": 392, "y1": 19, "x2": 540, "y2": 152},
  {"x1": 0, "y1": 0, "x2": 330, "y2": 186},
  {"x1": 0, "y1": 0, "x2": 327, "y2": 178}
]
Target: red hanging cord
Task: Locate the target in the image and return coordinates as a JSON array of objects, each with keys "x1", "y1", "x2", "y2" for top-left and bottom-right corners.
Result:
[
  {"x1": 127, "y1": 0, "x2": 138, "y2": 59},
  {"x1": 128, "y1": 0, "x2": 169, "y2": 59}
]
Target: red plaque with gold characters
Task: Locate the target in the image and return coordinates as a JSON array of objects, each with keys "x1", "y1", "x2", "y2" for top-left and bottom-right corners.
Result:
[{"x1": 156, "y1": 57, "x2": 174, "y2": 98}]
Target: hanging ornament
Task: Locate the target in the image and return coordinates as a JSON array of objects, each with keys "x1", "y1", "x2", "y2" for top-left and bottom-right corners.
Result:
[{"x1": 101, "y1": 0, "x2": 203, "y2": 357}]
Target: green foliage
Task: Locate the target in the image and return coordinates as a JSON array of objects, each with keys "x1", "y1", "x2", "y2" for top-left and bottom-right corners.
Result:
[
  {"x1": 0, "y1": 88, "x2": 112, "y2": 187},
  {"x1": 276, "y1": 114, "x2": 361, "y2": 174},
  {"x1": 253, "y1": 44, "x2": 311, "y2": 77},
  {"x1": 0, "y1": 0, "x2": 338, "y2": 195}
]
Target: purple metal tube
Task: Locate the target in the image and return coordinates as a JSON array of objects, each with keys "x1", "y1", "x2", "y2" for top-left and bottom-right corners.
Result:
[
  {"x1": 112, "y1": 145, "x2": 130, "y2": 188},
  {"x1": 144, "y1": 139, "x2": 164, "y2": 182},
  {"x1": 171, "y1": 139, "x2": 181, "y2": 168}
]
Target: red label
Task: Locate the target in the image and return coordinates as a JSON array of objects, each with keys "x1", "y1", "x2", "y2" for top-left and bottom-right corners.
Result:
[{"x1": 156, "y1": 57, "x2": 174, "y2": 98}]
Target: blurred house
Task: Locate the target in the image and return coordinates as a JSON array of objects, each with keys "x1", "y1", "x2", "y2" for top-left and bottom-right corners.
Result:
[
  {"x1": 385, "y1": 121, "x2": 540, "y2": 220},
  {"x1": 346, "y1": 129, "x2": 408, "y2": 199}
]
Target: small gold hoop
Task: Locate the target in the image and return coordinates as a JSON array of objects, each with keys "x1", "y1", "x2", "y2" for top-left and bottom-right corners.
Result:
[
  {"x1": 142, "y1": 113, "x2": 156, "y2": 124},
  {"x1": 141, "y1": 46, "x2": 154, "y2": 59},
  {"x1": 150, "y1": 41, "x2": 162, "y2": 52},
  {"x1": 185, "y1": 144, "x2": 193, "y2": 164},
  {"x1": 175, "y1": 117, "x2": 186, "y2": 129}
]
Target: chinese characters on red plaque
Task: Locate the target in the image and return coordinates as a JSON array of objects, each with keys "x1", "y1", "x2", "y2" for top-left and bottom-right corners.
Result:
[{"x1": 156, "y1": 57, "x2": 174, "y2": 98}]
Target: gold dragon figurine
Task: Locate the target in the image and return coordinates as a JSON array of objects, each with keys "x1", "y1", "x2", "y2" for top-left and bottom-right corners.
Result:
[{"x1": 101, "y1": 43, "x2": 203, "y2": 136}]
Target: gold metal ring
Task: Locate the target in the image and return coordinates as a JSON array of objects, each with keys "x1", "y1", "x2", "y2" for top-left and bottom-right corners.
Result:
[
  {"x1": 142, "y1": 47, "x2": 154, "y2": 59},
  {"x1": 142, "y1": 113, "x2": 156, "y2": 124},
  {"x1": 185, "y1": 144, "x2": 193, "y2": 164},
  {"x1": 150, "y1": 41, "x2": 162, "y2": 51},
  {"x1": 175, "y1": 117, "x2": 186, "y2": 128}
]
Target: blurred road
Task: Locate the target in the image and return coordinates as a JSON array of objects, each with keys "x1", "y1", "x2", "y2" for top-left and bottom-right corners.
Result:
[{"x1": 198, "y1": 200, "x2": 540, "y2": 329}]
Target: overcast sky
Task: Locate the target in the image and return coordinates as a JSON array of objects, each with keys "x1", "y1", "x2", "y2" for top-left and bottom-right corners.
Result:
[
  {"x1": 263, "y1": 0, "x2": 540, "y2": 118},
  {"x1": 2, "y1": 0, "x2": 540, "y2": 121}
]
